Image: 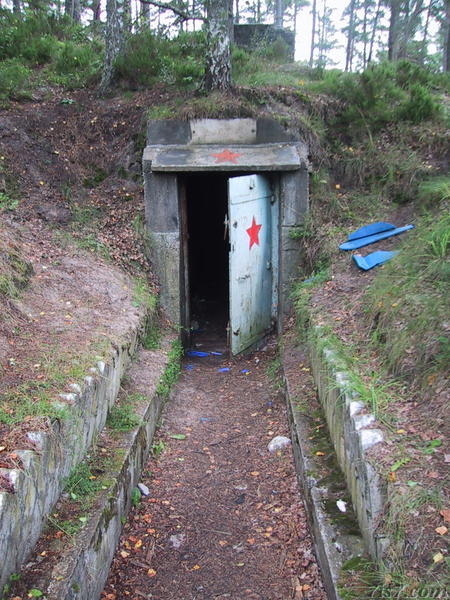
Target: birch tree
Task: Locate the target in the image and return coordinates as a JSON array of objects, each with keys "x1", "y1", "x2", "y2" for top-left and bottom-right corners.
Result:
[{"x1": 203, "y1": 0, "x2": 232, "y2": 91}]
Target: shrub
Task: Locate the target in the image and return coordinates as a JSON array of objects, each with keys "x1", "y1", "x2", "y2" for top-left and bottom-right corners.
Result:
[
  {"x1": 398, "y1": 82, "x2": 440, "y2": 123},
  {"x1": 417, "y1": 176, "x2": 450, "y2": 207},
  {"x1": 365, "y1": 213, "x2": 450, "y2": 384},
  {"x1": 114, "y1": 30, "x2": 166, "y2": 87},
  {"x1": 0, "y1": 59, "x2": 31, "y2": 100},
  {"x1": 20, "y1": 34, "x2": 58, "y2": 65},
  {"x1": 52, "y1": 41, "x2": 102, "y2": 88},
  {"x1": 115, "y1": 30, "x2": 205, "y2": 89}
]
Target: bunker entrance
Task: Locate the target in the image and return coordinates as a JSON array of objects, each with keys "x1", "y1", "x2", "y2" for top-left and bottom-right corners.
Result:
[
  {"x1": 183, "y1": 174, "x2": 230, "y2": 343},
  {"x1": 143, "y1": 118, "x2": 310, "y2": 355}
]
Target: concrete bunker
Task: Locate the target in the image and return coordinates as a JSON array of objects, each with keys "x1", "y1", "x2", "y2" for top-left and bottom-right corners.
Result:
[{"x1": 143, "y1": 119, "x2": 309, "y2": 354}]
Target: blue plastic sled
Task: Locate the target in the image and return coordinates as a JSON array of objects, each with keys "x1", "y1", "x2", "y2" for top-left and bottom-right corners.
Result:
[
  {"x1": 347, "y1": 222, "x2": 396, "y2": 241},
  {"x1": 339, "y1": 225, "x2": 414, "y2": 250},
  {"x1": 353, "y1": 250, "x2": 398, "y2": 271}
]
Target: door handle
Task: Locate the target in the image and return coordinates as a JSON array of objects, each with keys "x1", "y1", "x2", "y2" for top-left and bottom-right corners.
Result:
[{"x1": 237, "y1": 274, "x2": 250, "y2": 281}]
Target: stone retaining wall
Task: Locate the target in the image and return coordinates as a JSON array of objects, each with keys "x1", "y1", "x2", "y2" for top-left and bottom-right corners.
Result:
[
  {"x1": 309, "y1": 329, "x2": 388, "y2": 561},
  {"x1": 0, "y1": 317, "x2": 149, "y2": 593}
]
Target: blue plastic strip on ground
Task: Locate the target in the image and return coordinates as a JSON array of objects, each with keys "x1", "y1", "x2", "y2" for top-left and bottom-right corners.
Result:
[
  {"x1": 339, "y1": 225, "x2": 414, "y2": 250},
  {"x1": 186, "y1": 350, "x2": 210, "y2": 357},
  {"x1": 353, "y1": 250, "x2": 398, "y2": 271},
  {"x1": 347, "y1": 222, "x2": 396, "y2": 241}
]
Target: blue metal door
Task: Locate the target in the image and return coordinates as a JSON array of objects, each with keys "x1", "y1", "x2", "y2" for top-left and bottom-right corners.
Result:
[{"x1": 229, "y1": 174, "x2": 273, "y2": 355}]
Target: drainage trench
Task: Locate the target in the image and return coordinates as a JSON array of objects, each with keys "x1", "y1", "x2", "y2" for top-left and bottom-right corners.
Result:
[{"x1": 103, "y1": 338, "x2": 327, "y2": 600}]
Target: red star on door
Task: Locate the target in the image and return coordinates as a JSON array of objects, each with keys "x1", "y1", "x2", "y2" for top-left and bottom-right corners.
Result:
[
  {"x1": 246, "y1": 216, "x2": 262, "y2": 249},
  {"x1": 212, "y1": 149, "x2": 242, "y2": 164}
]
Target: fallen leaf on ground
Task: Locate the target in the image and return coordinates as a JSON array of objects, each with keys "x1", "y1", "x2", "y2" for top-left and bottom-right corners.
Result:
[
  {"x1": 435, "y1": 526, "x2": 448, "y2": 535},
  {"x1": 440, "y1": 509, "x2": 450, "y2": 523},
  {"x1": 433, "y1": 552, "x2": 444, "y2": 563},
  {"x1": 147, "y1": 568, "x2": 157, "y2": 577}
]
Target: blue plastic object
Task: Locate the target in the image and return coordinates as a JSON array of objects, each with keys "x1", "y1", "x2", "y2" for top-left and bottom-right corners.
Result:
[
  {"x1": 210, "y1": 351, "x2": 223, "y2": 356},
  {"x1": 185, "y1": 364, "x2": 194, "y2": 371},
  {"x1": 353, "y1": 250, "x2": 398, "y2": 271},
  {"x1": 186, "y1": 350, "x2": 209, "y2": 357},
  {"x1": 347, "y1": 222, "x2": 395, "y2": 241},
  {"x1": 218, "y1": 367, "x2": 230, "y2": 372},
  {"x1": 339, "y1": 225, "x2": 414, "y2": 250}
]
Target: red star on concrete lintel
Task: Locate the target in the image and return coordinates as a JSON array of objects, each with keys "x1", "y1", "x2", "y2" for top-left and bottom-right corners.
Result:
[
  {"x1": 246, "y1": 216, "x2": 262, "y2": 249},
  {"x1": 212, "y1": 149, "x2": 242, "y2": 164}
]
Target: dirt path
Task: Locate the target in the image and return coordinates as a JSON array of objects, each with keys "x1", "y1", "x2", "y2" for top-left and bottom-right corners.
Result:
[{"x1": 103, "y1": 342, "x2": 327, "y2": 600}]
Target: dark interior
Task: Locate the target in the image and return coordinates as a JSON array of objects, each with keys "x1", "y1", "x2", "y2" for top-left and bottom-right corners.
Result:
[{"x1": 185, "y1": 174, "x2": 229, "y2": 342}]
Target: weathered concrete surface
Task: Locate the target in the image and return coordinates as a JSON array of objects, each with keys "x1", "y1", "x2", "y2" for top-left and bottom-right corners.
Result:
[
  {"x1": 282, "y1": 338, "x2": 365, "y2": 600},
  {"x1": 149, "y1": 232, "x2": 181, "y2": 324},
  {"x1": 32, "y1": 338, "x2": 175, "y2": 600},
  {"x1": 147, "y1": 118, "x2": 306, "y2": 147},
  {"x1": 0, "y1": 309, "x2": 153, "y2": 594},
  {"x1": 191, "y1": 118, "x2": 257, "y2": 144},
  {"x1": 144, "y1": 143, "x2": 303, "y2": 172},
  {"x1": 309, "y1": 329, "x2": 388, "y2": 562}
]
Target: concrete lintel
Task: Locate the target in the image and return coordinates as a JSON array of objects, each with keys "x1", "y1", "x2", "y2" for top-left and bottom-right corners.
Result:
[{"x1": 144, "y1": 143, "x2": 303, "y2": 172}]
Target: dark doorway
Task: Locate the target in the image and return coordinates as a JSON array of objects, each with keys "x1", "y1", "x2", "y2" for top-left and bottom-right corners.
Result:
[{"x1": 184, "y1": 174, "x2": 230, "y2": 345}]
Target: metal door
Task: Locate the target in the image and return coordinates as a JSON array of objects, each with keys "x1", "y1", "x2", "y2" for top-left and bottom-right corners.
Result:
[{"x1": 229, "y1": 174, "x2": 273, "y2": 354}]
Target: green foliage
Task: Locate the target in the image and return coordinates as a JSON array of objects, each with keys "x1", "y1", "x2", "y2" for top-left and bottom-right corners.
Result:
[
  {"x1": 398, "y1": 83, "x2": 440, "y2": 123},
  {"x1": 115, "y1": 30, "x2": 205, "y2": 89},
  {"x1": 106, "y1": 394, "x2": 143, "y2": 432},
  {"x1": 0, "y1": 10, "x2": 102, "y2": 93},
  {"x1": 151, "y1": 439, "x2": 166, "y2": 457},
  {"x1": 0, "y1": 58, "x2": 31, "y2": 101},
  {"x1": 232, "y1": 46, "x2": 303, "y2": 87},
  {"x1": 309, "y1": 61, "x2": 444, "y2": 140},
  {"x1": 0, "y1": 191, "x2": 18, "y2": 212},
  {"x1": 142, "y1": 321, "x2": 161, "y2": 350},
  {"x1": 156, "y1": 338, "x2": 182, "y2": 398},
  {"x1": 339, "y1": 556, "x2": 448, "y2": 599},
  {"x1": 292, "y1": 268, "x2": 330, "y2": 338},
  {"x1": 51, "y1": 41, "x2": 102, "y2": 88},
  {"x1": 131, "y1": 487, "x2": 141, "y2": 506},
  {"x1": 132, "y1": 277, "x2": 156, "y2": 311},
  {"x1": 365, "y1": 213, "x2": 450, "y2": 385},
  {"x1": 418, "y1": 176, "x2": 450, "y2": 207},
  {"x1": 63, "y1": 461, "x2": 101, "y2": 499}
]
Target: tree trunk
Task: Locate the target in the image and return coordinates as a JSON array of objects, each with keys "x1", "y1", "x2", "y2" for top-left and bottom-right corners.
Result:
[
  {"x1": 92, "y1": 0, "x2": 102, "y2": 20},
  {"x1": 345, "y1": 0, "x2": 356, "y2": 72},
  {"x1": 235, "y1": 0, "x2": 240, "y2": 23},
  {"x1": 309, "y1": 0, "x2": 317, "y2": 67},
  {"x1": 388, "y1": 0, "x2": 401, "y2": 60},
  {"x1": 420, "y1": 0, "x2": 432, "y2": 63},
  {"x1": 65, "y1": 0, "x2": 81, "y2": 22},
  {"x1": 100, "y1": 0, "x2": 126, "y2": 94},
  {"x1": 275, "y1": 0, "x2": 283, "y2": 28},
  {"x1": 444, "y1": 0, "x2": 450, "y2": 71},
  {"x1": 363, "y1": 0, "x2": 369, "y2": 68},
  {"x1": 368, "y1": 0, "x2": 382, "y2": 63},
  {"x1": 203, "y1": 0, "x2": 232, "y2": 92}
]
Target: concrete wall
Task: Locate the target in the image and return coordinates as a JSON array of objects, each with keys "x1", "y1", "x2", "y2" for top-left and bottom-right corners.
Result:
[
  {"x1": 0, "y1": 312, "x2": 150, "y2": 593},
  {"x1": 143, "y1": 167, "x2": 181, "y2": 323},
  {"x1": 309, "y1": 329, "x2": 388, "y2": 561},
  {"x1": 279, "y1": 169, "x2": 309, "y2": 322}
]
